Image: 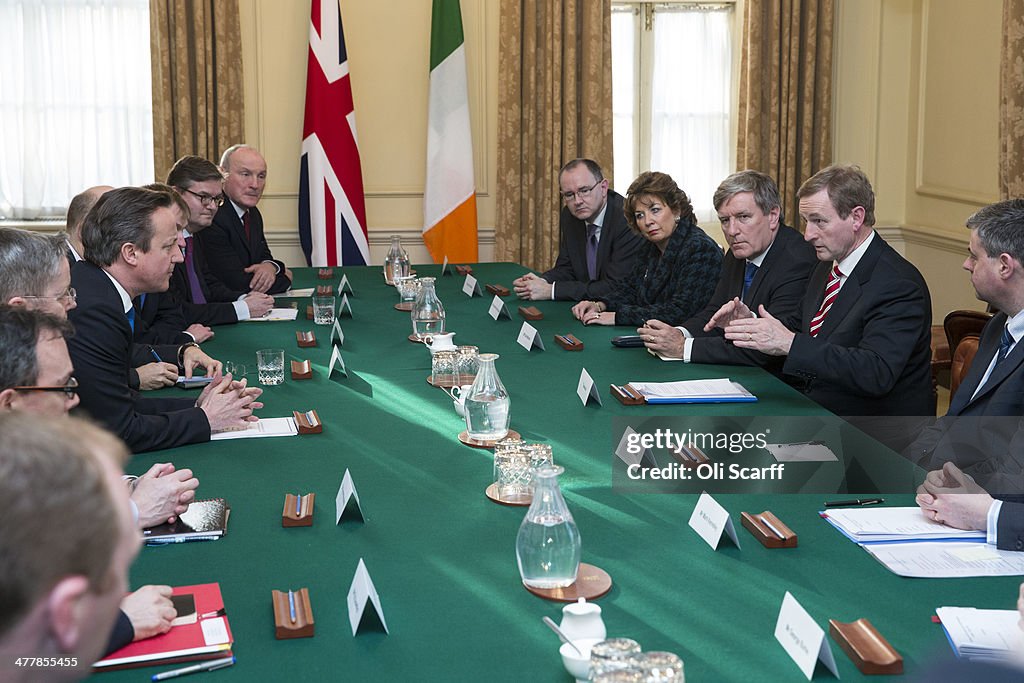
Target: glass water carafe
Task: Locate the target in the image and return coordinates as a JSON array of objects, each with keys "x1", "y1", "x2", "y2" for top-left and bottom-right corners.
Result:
[
  {"x1": 463, "y1": 353, "x2": 510, "y2": 441},
  {"x1": 384, "y1": 235, "x2": 410, "y2": 285},
  {"x1": 411, "y1": 277, "x2": 445, "y2": 339},
  {"x1": 516, "y1": 465, "x2": 582, "y2": 588}
]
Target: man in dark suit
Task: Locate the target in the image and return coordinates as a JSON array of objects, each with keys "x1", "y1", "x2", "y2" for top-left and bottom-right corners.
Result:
[
  {"x1": 722, "y1": 165, "x2": 934, "y2": 418},
  {"x1": 196, "y1": 145, "x2": 293, "y2": 294},
  {"x1": 639, "y1": 170, "x2": 817, "y2": 366},
  {"x1": 512, "y1": 158, "x2": 643, "y2": 301},
  {"x1": 167, "y1": 155, "x2": 274, "y2": 325},
  {"x1": 68, "y1": 186, "x2": 263, "y2": 453},
  {"x1": 66, "y1": 185, "x2": 113, "y2": 264}
]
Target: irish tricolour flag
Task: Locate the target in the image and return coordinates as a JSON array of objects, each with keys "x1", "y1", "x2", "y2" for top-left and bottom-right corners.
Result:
[{"x1": 423, "y1": 0, "x2": 478, "y2": 263}]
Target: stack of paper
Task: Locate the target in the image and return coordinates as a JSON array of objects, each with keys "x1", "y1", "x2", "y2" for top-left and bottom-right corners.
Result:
[
  {"x1": 244, "y1": 308, "x2": 299, "y2": 322},
  {"x1": 272, "y1": 287, "x2": 315, "y2": 298},
  {"x1": 211, "y1": 417, "x2": 298, "y2": 440},
  {"x1": 936, "y1": 606, "x2": 1024, "y2": 660},
  {"x1": 821, "y1": 507, "x2": 986, "y2": 544},
  {"x1": 626, "y1": 378, "x2": 756, "y2": 404},
  {"x1": 143, "y1": 499, "x2": 230, "y2": 545}
]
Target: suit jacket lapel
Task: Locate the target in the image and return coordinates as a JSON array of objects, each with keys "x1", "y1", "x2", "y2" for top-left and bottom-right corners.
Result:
[
  {"x1": 230, "y1": 207, "x2": 254, "y2": 261},
  {"x1": 951, "y1": 314, "x2": 1019, "y2": 413},
  {"x1": 802, "y1": 261, "x2": 832, "y2": 332},
  {"x1": 815, "y1": 236, "x2": 883, "y2": 337}
]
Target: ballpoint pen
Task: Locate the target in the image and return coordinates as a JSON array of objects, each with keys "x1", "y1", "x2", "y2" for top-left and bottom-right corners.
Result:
[
  {"x1": 151, "y1": 655, "x2": 235, "y2": 681},
  {"x1": 288, "y1": 590, "x2": 296, "y2": 623},
  {"x1": 824, "y1": 497, "x2": 885, "y2": 508}
]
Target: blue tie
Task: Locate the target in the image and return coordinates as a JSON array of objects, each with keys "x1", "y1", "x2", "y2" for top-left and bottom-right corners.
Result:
[
  {"x1": 741, "y1": 262, "x2": 758, "y2": 301},
  {"x1": 126, "y1": 306, "x2": 135, "y2": 332},
  {"x1": 996, "y1": 325, "x2": 1014, "y2": 365}
]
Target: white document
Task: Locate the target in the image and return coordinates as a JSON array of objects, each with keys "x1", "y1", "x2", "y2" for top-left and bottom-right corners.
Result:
[
  {"x1": 245, "y1": 308, "x2": 299, "y2": 322},
  {"x1": 864, "y1": 542, "x2": 1024, "y2": 578},
  {"x1": 200, "y1": 616, "x2": 231, "y2": 646},
  {"x1": 576, "y1": 368, "x2": 602, "y2": 406},
  {"x1": 765, "y1": 441, "x2": 838, "y2": 462},
  {"x1": 338, "y1": 273, "x2": 353, "y2": 294},
  {"x1": 335, "y1": 469, "x2": 364, "y2": 523},
  {"x1": 517, "y1": 322, "x2": 545, "y2": 351},
  {"x1": 210, "y1": 417, "x2": 298, "y2": 440},
  {"x1": 614, "y1": 426, "x2": 654, "y2": 467},
  {"x1": 331, "y1": 318, "x2": 345, "y2": 346},
  {"x1": 347, "y1": 558, "x2": 389, "y2": 636},
  {"x1": 488, "y1": 295, "x2": 510, "y2": 320},
  {"x1": 272, "y1": 287, "x2": 315, "y2": 298},
  {"x1": 822, "y1": 507, "x2": 986, "y2": 543},
  {"x1": 328, "y1": 344, "x2": 347, "y2": 378},
  {"x1": 935, "y1": 606, "x2": 1024, "y2": 660},
  {"x1": 338, "y1": 293, "x2": 353, "y2": 317},
  {"x1": 462, "y1": 274, "x2": 482, "y2": 297},
  {"x1": 774, "y1": 592, "x2": 840, "y2": 680},
  {"x1": 628, "y1": 378, "x2": 751, "y2": 400},
  {"x1": 688, "y1": 492, "x2": 740, "y2": 550}
]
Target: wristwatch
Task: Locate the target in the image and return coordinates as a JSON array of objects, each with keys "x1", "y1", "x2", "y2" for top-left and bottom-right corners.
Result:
[{"x1": 177, "y1": 341, "x2": 199, "y2": 370}]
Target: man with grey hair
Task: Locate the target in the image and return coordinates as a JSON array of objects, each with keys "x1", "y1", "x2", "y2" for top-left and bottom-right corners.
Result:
[
  {"x1": 0, "y1": 227, "x2": 76, "y2": 318},
  {"x1": 639, "y1": 170, "x2": 817, "y2": 366},
  {"x1": 197, "y1": 144, "x2": 293, "y2": 294}
]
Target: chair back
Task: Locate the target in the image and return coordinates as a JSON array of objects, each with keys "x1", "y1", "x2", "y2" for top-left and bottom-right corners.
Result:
[{"x1": 950, "y1": 335, "x2": 981, "y2": 396}]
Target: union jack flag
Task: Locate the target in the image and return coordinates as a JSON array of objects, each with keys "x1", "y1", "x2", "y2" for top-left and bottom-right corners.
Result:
[{"x1": 298, "y1": 0, "x2": 369, "y2": 266}]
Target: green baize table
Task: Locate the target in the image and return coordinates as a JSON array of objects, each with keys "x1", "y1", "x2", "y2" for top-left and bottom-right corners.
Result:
[{"x1": 94, "y1": 263, "x2": 1020, "y2": 682}]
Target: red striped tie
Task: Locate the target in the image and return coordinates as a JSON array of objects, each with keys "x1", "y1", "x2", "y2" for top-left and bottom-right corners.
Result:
[{"x1": 808, "y1": 264, "x2": 842, "y2": 337}]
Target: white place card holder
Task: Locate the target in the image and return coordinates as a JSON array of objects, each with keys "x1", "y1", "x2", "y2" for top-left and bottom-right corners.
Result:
[
  {"x1": 331, "y1": 318, "x2": 345, "y2": 346},
  {"x1": 517, "y1": 322, "x2": 545, "y2": 351},
  {"x1": 614, "y1": 426, "x2": 654, "y2": 467},
  {"x1": 338, "y1": 273, "x2": 353, "y2": 294},
  {"x1": 488, "y1": 295, "x2": 511, "y2": 321},
  {"x1": 688, "y1": 492, "x2": 741, "y2": 550},
  {"x1": 335, "y1": 468, "x2": 363, "y2": 523},
  {"x1": 346, "y1": 558, "x2": 389, "y2": 636},
  {"x1": 462, "y1": 274, "x2": 482, "y2": 297},
  {"x1": 328, "y1": 344, "x2": 348, "y2": 378},
  {"x1": 338, "y1": 293, "x2": 353, "y2": 317},
  {"x1": 774, "y1": 592, "x2": 839, "y2": 680},
  {"x1": 441, "y1": 255, "x2": 450, "y2": 276},
  {"x1": 576, "y1": 368, "x2": 602, "y2": 406}
]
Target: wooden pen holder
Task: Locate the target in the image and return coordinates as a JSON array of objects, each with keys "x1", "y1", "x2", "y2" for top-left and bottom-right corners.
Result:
[
  {"x1": 554, "y1": 333, "x2": 584, "y2": 351},
  {"x1": 282, "y1": 493, "x2": 315, "y2": 527},
  {"x1": 306, "y1": 305, "x2": 314, "y2": 320},
  {"x1": 293, "y1": 410, "x2": 322, "y2": 434},
  {"x1": 318, "y1": 268, "x2": 334, "y2": 279},
  {"x1": 316, "y1": 284, "x2": 333, "y2": 296},
  {"x1": 291, "y1": 360, "x2": 312, "y2": 380},
  {"x1": 740, "y1": 511, "x2": 798, "y2": 548},
  {"x1": 829, "y1": 618, "x2": 902, "y2": 675},
  {"x1": 486, "y1": 284, "x2": 510, "y2": 296},
  {"x1": 296, "y1": 331, "x2": 317, "y2": 348},
  {"x1": 272, "y1": 588, "x2": 314, "y2": 639},
  {"x1": 672, "y1": 443, "x2": 710, "y2": 469},
  {"x1": 518, "y1": 305, "x2": 543, "y2": 321},
  {"x1": 455, "y1": 265, "x2": 473, "y2": 275},
  {"x1": 610, "y1": 383, "x2": 645, "y2": 405}
]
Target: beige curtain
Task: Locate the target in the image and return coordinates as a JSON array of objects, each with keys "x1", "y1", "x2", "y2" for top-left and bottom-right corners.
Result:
[
  {"x1": 495, "y1": 0, "x2": 613, "y2": 270},
  {"x1": 150, "y1": 0, "x2": 245, "y2": 182},
  {"x1": 1000, "y1": 0, "x2": 1024, "y2": 199},
  {"x1": 737, "y1": 0, "x2": 834, "y2": 226}
]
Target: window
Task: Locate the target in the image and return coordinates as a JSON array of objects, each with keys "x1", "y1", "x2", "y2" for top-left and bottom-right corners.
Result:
[
  {"x1": 612, "y1": 2, "x2": 736, "y2": 222},
  {"x1": 0, "y1": 0, "x2": 154, "y2": 219}
]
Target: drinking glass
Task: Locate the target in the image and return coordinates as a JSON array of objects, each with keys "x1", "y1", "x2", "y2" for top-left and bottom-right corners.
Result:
[
  {"x1": 312, "y1": 296, "x2": 336, "y2": 325},
  {"x1": 256, "y1": 349, "x2": 285, "y2": 385}
]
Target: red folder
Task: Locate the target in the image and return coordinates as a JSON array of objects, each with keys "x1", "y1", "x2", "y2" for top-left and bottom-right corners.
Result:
[{"x1": 93, "y1": 583, "x2": 233, "y2": 671}]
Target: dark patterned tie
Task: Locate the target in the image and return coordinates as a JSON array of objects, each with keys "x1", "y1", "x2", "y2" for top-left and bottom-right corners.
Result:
[
  {"x1": 243, "y1": 210, "x2": 251, "y2": 243},
  {"x1": 184, "y1": 237, "x2": 207, "y2": 304},
  {"x1": 741, "y1": 262, "x2": 758, "y2": 301},
  {"x1": 586, "y1": 224, "x2": 598, "y2": 281},
  {"x1": 996, "y1": 325, "x2": 1014, "y2": 365}
]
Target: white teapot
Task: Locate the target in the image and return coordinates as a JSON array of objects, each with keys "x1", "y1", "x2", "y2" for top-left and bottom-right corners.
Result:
[{"x1": 559, "y1": 597, "x2": 606, "y2": 642}]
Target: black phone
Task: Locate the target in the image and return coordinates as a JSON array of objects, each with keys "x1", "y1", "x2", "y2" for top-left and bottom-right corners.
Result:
[{"x1": 610, "y1": 335, "x2": 645, "y2": 348}]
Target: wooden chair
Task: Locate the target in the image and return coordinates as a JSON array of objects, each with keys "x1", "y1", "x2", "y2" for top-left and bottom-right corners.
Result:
[{"x1": 943, "y1": 310, "x2": 992, "y2": 397}]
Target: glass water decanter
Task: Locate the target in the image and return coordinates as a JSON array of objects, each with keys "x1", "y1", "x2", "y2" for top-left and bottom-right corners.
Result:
[
  {"x1": 463, "y1": 353, "x2": 510, "y2": 441},
  {"x1": 411, "y1": 276, "x2": 445, "y2": 340},
  {"x1": 516, "y1": 465, "x2": 582, "y2": 589}
]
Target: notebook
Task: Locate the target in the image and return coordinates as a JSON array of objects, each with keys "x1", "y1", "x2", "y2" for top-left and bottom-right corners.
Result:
[{"x1": 142, "y1": 498, "x2": 230, "y2": 545}]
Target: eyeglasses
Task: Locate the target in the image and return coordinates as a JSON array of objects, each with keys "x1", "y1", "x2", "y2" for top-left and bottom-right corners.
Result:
[
  {"x1": 561, "y1": 182, "x2": 601, "y2": 202},
  {"x1": 12, "y1": 376, "x2": 79, "y2": 400},
  {"x1": 184, "y1": 189, "x2": 225, "y2": 207},
  {"x1": 20, "y1": 287, "x2": 76, "y2": 304}
]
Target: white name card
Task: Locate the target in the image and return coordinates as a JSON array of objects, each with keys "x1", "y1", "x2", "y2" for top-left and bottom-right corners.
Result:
[
  {"x1": 335, "y1": 468, "x2": 363, "y2": 523},
  {"x1": 774, "y1": 592, "x2": 839, "y2": 680},
  {"x1": 347, "y1": 558, "x2": 389, "y2": 636},
  {"x1": 338, "y1": 273, "x2": 353, "y2": 294},
  {"x1": 488, "y1": 295, "x2": 511, "y2": 321},
  {"x1": 517, "y1": 322, "x2": 545, "y2": 351},
  {"x1": 576, "y1": 368, "x2": 602, "y2": 406},
  {"x1": 462, "y1": 274, "x2": 482, "y2": 297},
  {"x1": 688, "y1": 492, "x2": 740, "y2": 550},
  {"x1": 441, "y1": 255, "x2": 450, "y2": 276},
  {"x1": 338, "y1": 293, "x2": 353, "y2": 317},
  {"x1": 614, "y1": 426, "x2": 654, "y2": 467},
  {"x1": 328, "y1": 343, "x2": 347, "y2": 378},
  {"x1": 331, "y1": 318, "x2": 345, "y2": 346}
]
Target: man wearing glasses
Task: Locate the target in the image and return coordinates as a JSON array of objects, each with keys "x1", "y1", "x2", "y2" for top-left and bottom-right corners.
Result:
[
  {"x1": 513, "y1": 158, "x2": 642, "y2": 301},
  {"x1": 197, "y1": 145, "x2": 293, "y2": 294},
  {"x1": 0, "y1": 306, "x2": 197, "y2": 657},
  {"x1": 166, "y1": 155, "x2": 274, "y2": 324}
]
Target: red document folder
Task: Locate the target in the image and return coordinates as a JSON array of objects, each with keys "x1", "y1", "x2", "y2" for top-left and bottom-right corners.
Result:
[{"x1": 93, "y1": 583, "x2": 233, "y2": 671}]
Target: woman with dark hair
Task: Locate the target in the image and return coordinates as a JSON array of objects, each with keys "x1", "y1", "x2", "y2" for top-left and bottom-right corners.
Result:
[{"x1": 572, "y1": 171, "x2": 722, "y2": 326}]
